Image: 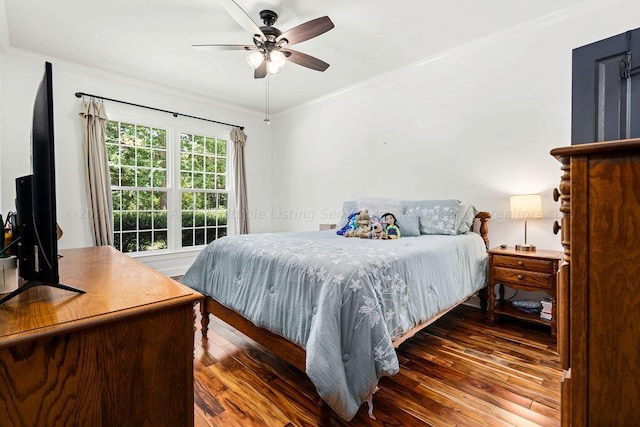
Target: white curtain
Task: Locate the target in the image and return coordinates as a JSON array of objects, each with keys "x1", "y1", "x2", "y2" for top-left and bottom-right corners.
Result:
[
  {"x1": 79, "y1": 99, "x2": 113, "y2": 246},
  {"x1": 230, "y1": 127, "x2": 249, "y2": 234}
]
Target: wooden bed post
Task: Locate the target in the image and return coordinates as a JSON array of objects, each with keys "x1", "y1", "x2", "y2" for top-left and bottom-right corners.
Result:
[{"x1": 475, "y1": 211, "x2": 491, "y2": 312}]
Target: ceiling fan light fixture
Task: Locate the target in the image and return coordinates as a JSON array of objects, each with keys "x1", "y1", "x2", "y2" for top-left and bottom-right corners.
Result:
[
  {"x1": 267, "y1": 60, "x2": 281, "y2": 75},
  {"x1": 269, "y1": 49, "x2": 286, "y2": 67},
  {"x1": 247, "y1": 51, "x2": 264, "y2": 69}
]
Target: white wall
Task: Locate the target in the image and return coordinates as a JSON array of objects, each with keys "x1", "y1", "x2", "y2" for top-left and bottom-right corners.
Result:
[
  {"x1": 0, "y1": 51, "x2": 273, "y2": 275},
  {"x1": 269, "y1": 0, "x2": 640, "y2": 253}
]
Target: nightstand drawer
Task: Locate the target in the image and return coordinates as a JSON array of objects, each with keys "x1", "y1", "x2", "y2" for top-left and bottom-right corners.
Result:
[
  {"x1": 493, "y1": 255, "x2": 554, "y2": 273},
  {"x1": 493, "y1": 267, "x2": 553, "y2": 289}
]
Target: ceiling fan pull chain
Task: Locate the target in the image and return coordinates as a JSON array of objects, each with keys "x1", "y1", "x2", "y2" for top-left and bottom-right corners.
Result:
[{"x1": 264, "y1": 76, "x2": 271, "y2": 125}]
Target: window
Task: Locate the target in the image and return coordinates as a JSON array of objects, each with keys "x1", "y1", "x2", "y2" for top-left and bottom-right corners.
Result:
[
  {"x1": 106, "y1": 120, "x2": 230, "y2": 254},
  {"x1": 179, "y1": 132, "x2": 228, "y2": 247}
]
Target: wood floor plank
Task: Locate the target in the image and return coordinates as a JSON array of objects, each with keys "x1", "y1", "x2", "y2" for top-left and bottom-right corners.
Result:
[{"x1": 191, "y1": 302, "x2": 562, "y2": 426}]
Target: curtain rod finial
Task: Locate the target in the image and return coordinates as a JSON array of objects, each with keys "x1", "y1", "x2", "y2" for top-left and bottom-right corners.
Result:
[{"x1": 75, "y1": 92, "x2": 82, "y2": 98}]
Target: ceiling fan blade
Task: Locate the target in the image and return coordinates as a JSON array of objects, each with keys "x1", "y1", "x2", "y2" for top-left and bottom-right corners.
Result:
[
  {"x1": 219, "y1": 0, "x2": 265, "y2": 39},
  {"x1": 254, "y1": 62, "x2": 267, "y2": 79},
  {"x1": 276, "y1": 16, "x2": 334, "y2": 46},
  {"x1": 192, "y1": 44, "x2": 256, "y2": 51},
  {"x1": 282, "y1": 49, "x2": 330, "y2": 72}
]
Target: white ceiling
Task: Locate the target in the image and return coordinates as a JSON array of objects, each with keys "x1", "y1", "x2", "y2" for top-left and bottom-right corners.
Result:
[{"x1": 2, "y1": 0, "x2": 590, "y2": 114}]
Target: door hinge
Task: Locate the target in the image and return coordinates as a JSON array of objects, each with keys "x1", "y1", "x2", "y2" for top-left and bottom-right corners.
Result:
[{"x1": 562, "y1": 368, "x2": 572, "y2": 382}]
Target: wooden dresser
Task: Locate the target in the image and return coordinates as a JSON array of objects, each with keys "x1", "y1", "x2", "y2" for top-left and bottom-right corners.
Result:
[
  {"x1": 0, "y1": 246, "x2": 203, "y2": 426},
  {"x1": 551, "y1": 138, "x2": 640, "y2": 426}
]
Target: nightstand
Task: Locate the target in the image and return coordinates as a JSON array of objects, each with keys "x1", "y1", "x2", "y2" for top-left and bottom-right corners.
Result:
[
  {"x1": 486, "y1": 246, "x2": 562, "y2": 337},
  {"x1": 319, "y1": 223, "x2": 336, "y2": 231}
]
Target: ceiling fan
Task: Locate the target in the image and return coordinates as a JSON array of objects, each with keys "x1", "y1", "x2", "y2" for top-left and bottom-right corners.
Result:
[{"x1": 193, "y1": 0, "x2": 334, "y2": 79}]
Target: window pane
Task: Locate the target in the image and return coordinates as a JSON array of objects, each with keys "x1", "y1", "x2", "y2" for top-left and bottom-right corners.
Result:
[
  {"x1": 193, "y1": 154, "x2": 205, "y2": 172},
  {"x1": 216, "y1": 158, "x2": 226, "y2": 174},
  {"x1": 182, "y1": 211, "x2": 194, "y2": 227},
  {"x1": 120, "y1": 123, "x2": 136, "y2": 145},
  {"x1": 194, "y1": 135, "x2": 205, "y2": 153},
  {"x1": 121, "y1": 232, "x2": 137, "y2": 253},
  {"x1": 218, "y1": 210, "x2": 227, "y2": 226},
  {"x1": 195, "y1": 192, "x2": 205, "y2": 209},
  {"x1": 152, "y1": 191, "x2": 167, "y2": 210},
  {"x1": 138, "y1": 191, "x2": 152, "y2": 211},
  {"x1": 152, "y1": 128, "x2": 166, "y2": 149},
  {"x1": 194, "y1": 173, "x2": 204, "y2": 189},
  {"x1": 136, "y1": 169, "x2": 151, "y2": 187},
  {"x1": 206, "y1": 193, "x2": 217, "y2": 209},
  {"x1": 218, "y1": 227, "x2": 227, "y2": 238},
  {"x1": 205, "y1": 155, "x2": 216, "y2": 173},
  {"x1": 110, "y1": 166, "x2": 120, "y2": 186},
  {"x1": 152, "y1": 149, "x2": 166, "y2": 168},
  {"x1": 206, "y1": 227, "x2": 216, "y2": 243},
  {"x1": 122, "y1": 190, "x2": 137, "y2": 211},
  {"x1": 219, "y1": 193, "x2": 228, "y2": 209},
  {"x1": 180, "y1": 133, "x2": 192, "y2": 152},
  {"x1": 107, "y1": 143, "x2": 119, "y2": 164},
  {"x1": 205, "y1": 137, "x2": 216, "y2": 154},
  {"x1": 216, "y1": 174, "x2": 226, "y2": 190},
  {"x1": 182, "y1": 229, "x2": 194, "y2": 247},
  {"x1": 180, "y1": 172, "x2": 193, "y2": 188},
  {"x1": 106, "y1": 122, "x2": 119, "y2": 142},
  {"x1": 206, "y1": 211, "x2": 217, "y2": 227},
  {"x1": 138, "y1": 231, "x2": 152, "y2": 251},
  {"x1": 195, "y1": 228, "x2": 205, "y2": 246},
  {"x1": 180, "y1": 152, "x2": 192, "y2": 171},
  {"x1": 154, "y1": 211, "x2": 167, "y2": 229},
  {"x1": 112, "y1": 190, "x2": 122, "y2": 210},
  {"x1": 113, "y1": 212, "x2": 121, "y2": 232},
  {"x1": 122, "y1": 211, "x2": 137, "y2": 231},
  {"x1": 153, "y1": 169, "x2": 166, "y2": 187},
  {"x1": 121, "y1": 167, "x2": 135, "y2": 186},
  {"x1": 194, "y1": 211, "x2": 205, "y2": 227},
  {"x1": 137, "y1": 126, "x2": 151, "y2": 147},
  {"x1": 205, "y1": 173, "x2": 215, "y2": 189},
  {"x1": 137, "y1": 148, "x2": 151, "y2": 167},
  {"x1": 182, "y1": 192, "x2": 194, "y2": 210},
  {"x1": 114, "y1": 233, "x2": 121, "y2": 251},
  {"x1": 216, "y1": 139, "x2": 227, "y2": 156},
  {"x1": 153, "y1": 231, "x2": 168, "y2": 250},
  {"x1": 121, "y1": 146, "x2": 136, "y2": 166}
]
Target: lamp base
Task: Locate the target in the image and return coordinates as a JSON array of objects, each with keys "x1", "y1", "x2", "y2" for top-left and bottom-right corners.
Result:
[{"x1": 515, "y1": 244, "x2": 536, "y2": 252}]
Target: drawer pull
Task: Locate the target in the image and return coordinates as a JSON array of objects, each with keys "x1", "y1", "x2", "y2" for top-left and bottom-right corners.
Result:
[
  {"x1": 553, "y1": 221, "x2": 561, "y2": 235},
  {"x1": 517, "y1": 261, "x2": 523, "y2": 266},
  {"x1": 553, "y1": 187, "x2": 561, "y2": 202},
  {"x1": 517, "y1": 274, "x2": 524, "y2": 280}
]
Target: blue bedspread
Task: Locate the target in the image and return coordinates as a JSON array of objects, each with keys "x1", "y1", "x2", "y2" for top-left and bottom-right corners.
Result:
[{"x1": 182, "y1": 230, "x2": 487, "y2": 420}]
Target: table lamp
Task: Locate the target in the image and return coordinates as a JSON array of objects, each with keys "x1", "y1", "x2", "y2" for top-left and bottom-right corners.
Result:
[{"x1": 510, "y1": 194, "x2": 543, "y2": 251}]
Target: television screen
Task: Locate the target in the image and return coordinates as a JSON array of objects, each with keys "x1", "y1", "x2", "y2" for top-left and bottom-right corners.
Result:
[{"x1": 0, "y1": 62, "x2": 84, "y2": 305}]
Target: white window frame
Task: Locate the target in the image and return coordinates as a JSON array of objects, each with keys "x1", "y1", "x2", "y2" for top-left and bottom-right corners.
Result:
[{"x1": 105, "y1": 103, "x2": 235, "y2": 259}]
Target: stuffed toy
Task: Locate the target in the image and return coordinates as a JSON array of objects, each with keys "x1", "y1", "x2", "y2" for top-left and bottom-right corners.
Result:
[
  {"x1": 382, "y1": 212, "x2": 401, "y2": 239},
  {"x1": 370, "y1": 216, "x2": 387, "y2": 239},
  {"x1": 345, "y1": 210, "x2": 372, "y2": 238},
  {"x1": 337, "y1": 211, "x2": 359, "y2": 236}
]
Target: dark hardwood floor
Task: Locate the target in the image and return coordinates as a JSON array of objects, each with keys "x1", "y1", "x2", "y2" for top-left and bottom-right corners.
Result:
[{"x1": 192, "y1": 303, "x2": 561, "y2": 426}]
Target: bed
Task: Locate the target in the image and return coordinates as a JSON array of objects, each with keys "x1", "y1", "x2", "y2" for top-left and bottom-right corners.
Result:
[{"x1": 182, "y1": 206, "x2": 490, "y2": 425}]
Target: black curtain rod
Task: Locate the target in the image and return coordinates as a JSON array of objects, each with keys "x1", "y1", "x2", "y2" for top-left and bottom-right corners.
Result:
[{"x1": 74, "y1": 92, "x2": 244, "y2": 130}]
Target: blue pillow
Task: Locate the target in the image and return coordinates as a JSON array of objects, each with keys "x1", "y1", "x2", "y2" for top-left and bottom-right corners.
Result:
[
  {"x1": 456, "y1": 203, "x2": 478, "y2": 234},
  {"x1": 396, "y1": 214, "x2": 420, "y2": 237},
  {"x1": 405, "y1": 199, "x2": 460, "y2": 235}
]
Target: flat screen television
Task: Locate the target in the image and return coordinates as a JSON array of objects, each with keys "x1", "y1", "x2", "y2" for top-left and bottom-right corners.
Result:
[{"x1": 0, "y1": 62, "x2": 84, "y2": 305}]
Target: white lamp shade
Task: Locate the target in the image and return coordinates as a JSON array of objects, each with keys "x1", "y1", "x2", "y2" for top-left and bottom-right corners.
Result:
[
  {"x1": 247, "y1": 51, "x2": 264, "y2": 69},
  {"x1": 510, "y1": 194, "x2": 543, "y2": 219},
  {"x1": 267, "y1": 61, "x2": 281, "y2": 75},
  {"x1": 269, "y1": 49, "x2": 286, "y2": 67}
]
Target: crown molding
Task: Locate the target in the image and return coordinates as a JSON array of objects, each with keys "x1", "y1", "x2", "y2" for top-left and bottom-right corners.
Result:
[{"x1": 278, "y1": 0, "x2": 620, "y2": 116}]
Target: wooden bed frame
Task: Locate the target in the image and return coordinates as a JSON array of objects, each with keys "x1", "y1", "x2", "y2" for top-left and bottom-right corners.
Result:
[{"x1": 199, "y1": 211, "x2": 490, "y2": 426}]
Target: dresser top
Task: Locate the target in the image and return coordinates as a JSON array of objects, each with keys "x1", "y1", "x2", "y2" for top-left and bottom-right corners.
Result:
[
  {"x1": 551, "y1": 138, "x2": 640, "y2": 158},
  {"x1": 0, "y1": 246, "x2": 202, "y2": 347},
  {"x1": 487, "y1": 246, "x2": 563, "y2": 260}
]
